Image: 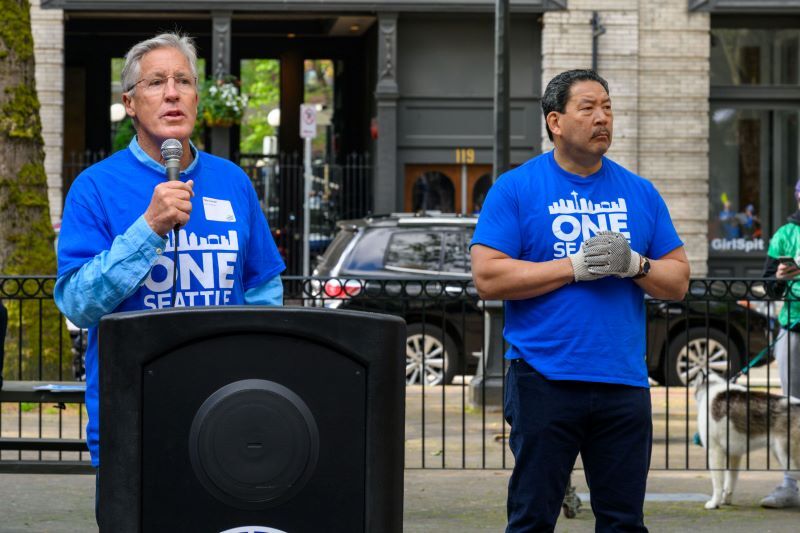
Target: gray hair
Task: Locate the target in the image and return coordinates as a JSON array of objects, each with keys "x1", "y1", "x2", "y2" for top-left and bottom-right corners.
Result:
[
  {"x1": 121, "y1": 32, "x2": 199, "y2": 96},
  {"x1": 541, "y1": 69, "x2": 609, "y2": 141}
]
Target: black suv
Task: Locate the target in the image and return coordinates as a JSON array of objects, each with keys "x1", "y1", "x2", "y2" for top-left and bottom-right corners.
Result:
[
  {"x1": 311, "y1": 213, "x2": 480, "y2": 386},
  {"x1": 310, "y1": 213, "x2": 774, "y2": 387}
]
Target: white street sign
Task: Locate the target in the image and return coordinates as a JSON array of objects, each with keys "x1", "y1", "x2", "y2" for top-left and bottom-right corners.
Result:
[{"x1": 300, "y1": 104, "x2": 317, "y2": 139}]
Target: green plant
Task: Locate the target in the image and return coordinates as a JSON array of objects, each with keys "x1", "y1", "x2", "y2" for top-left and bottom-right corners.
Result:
[
  {"x1": 112, "y1": 116, "x2": 135, "y2": 152},
  {"x1": 239, "y1": 59, "x2": 280, "y2": 154},
  {"x1": 198, "y1": 75, "x2": 248, "y2": 128}
]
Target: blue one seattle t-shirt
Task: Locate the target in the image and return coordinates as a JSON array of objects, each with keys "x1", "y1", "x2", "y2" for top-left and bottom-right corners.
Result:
[
  {"x1": 471, "y1": 151, "x2": 683, "y2": 387},
  {"x1": 57, "y1": 144, "x2": 285, "y2": 465}
]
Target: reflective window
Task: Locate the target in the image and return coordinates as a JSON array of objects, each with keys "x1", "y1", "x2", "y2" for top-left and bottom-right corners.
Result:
[
  {"x1": 711, "y1": 29, "x2": 800, "y2": 86},
  {"x1": 385, "y1": 232, "x2": 442, "y2": 271},
  {"x1": 709, "y1": 108, "x2": 800, "y2": 254},
  {"x1": 412, "y1": 172, "x2": 455, "y2": 213},
  {"x1": 472, "y1": 174, "x2": 492, "y2": 214},
  {"x1": 442, "y1": 230, "x2": 473, "y2": 273},
  {"x1": 343, "y1": 228, "x2": 392, "y2": 272}
]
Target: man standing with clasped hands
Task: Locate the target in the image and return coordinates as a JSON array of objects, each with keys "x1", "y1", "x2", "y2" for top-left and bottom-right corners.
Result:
[{"x1": 471, "y1": 69, "x2": 690, "y2": 532}]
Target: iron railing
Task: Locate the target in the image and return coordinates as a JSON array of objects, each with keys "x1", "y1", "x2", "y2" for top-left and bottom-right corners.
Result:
[
  {"x1": 238, "y1": 153, "x2": 373, "y2": 275},
  {"x1": 0, "y1": 276, "x2": 793, "y2": 473}
]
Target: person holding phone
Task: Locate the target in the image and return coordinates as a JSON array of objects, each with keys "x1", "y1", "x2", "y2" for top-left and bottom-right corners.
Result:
[{"x1": 760, "y1": 180, "x2": 800, "y2": 508}]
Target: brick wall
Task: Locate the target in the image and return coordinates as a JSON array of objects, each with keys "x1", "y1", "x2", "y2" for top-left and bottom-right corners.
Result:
[
  {"x1": 542, "y1": 0, "x2": 710, "y2": 275},
  {"x1": 30, "y1": 0, "x2": 64, "y2": 226}
]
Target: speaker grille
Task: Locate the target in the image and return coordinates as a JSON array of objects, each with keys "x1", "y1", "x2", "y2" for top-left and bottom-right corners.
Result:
[{"x1": 188, "y1": 379, "x2": 320, "y2": 509}]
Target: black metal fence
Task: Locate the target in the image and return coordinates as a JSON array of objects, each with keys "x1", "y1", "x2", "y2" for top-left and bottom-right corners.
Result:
[
  {"x1": 0, "y1": 277, "x2": 90, "y2": 472},
  {"x1": 1, "y1": 276, "x2": 794, "y2": 473},
  {"x1": 238, "y1": 153, "x2": 373, "y2": 275}
]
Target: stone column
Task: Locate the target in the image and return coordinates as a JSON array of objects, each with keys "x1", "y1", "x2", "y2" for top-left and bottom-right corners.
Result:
[
  {"x1": 638, "y1": 0, "x2": 710, "y2": 276},
  {"x1": 30, "y1": 0, "x2": 64, "y2": 226},
  {"x1": 374, "y1": 13, "x2": 399, "y2": 214},
  {"x1": 210, "y1": 11, "x2": 232, "y2": 159}
]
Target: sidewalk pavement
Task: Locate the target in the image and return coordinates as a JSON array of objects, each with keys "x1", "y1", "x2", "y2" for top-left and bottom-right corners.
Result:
[{"x1": 1, "y1": 469, "x2": 799, "y2": 532}]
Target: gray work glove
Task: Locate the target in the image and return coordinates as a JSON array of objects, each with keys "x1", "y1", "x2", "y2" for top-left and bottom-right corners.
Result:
[
  {"x1": 569, "y1": 243, "x2": 607, "y2": 282},
  {"x1": 584, "y1": 230, "x2": 641, "y2": 278}
]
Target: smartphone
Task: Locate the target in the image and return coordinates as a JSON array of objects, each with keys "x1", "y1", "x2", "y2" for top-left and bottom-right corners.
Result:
[{"x1": 778, "y1": 256, "x2": 798, "y2": 268}]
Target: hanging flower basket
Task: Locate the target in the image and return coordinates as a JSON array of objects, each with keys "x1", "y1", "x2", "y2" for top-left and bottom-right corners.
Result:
[
  {"x1": 203, "y1": 115, "x2": 236, "y2": 128},
  {"x1": 198, "y1": 75, "x2": 248, "y2": 128}
]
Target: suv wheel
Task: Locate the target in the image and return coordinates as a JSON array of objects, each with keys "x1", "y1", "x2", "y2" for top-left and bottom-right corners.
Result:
[
  {"x1": 406, "y1": 324, "x2": 457, "y2": 386},
  {"x1": 664, "y1": 327, "x2": 741, "y2": 386}
]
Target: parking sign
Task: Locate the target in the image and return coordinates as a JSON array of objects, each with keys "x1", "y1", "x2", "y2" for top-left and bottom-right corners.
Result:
[{"x1": 300, "y1": 104, "x2": 317, "y2": 139}]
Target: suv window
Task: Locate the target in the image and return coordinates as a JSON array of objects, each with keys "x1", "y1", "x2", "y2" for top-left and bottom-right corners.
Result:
[
  {"x1": 442, "y1": 229, "x2": 473, "y2": 274},
  {"x1": 340, "y1": 227, "x2": 392, "y2": 272},
  {"x1": 317, "y1": 228, "x2": 357, "y2": 271},
  {"x1": 385, "y1": 231, "x2": 442, "y2": 271}
]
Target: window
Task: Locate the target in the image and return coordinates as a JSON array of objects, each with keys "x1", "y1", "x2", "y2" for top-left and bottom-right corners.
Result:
[
  {"x1": 411, "y1": 172, "x2": 455, "y2": 213},
  {"x1": 709, "y1": 109, "x2": 764, "y2": 247},
  {"x1": 385, "y1": 232, "x2": 442, "y2": 272},
  {"x1": 711, "y1": 29, "x2": 799, "y2": 86},
  {"x1": 472, "y1": 174, "x2": 492, "y2": 214},
  {"x1": 343, "y1": 228, "x2": 392, "y2": 272},
  {"x1": 707, "y1": 22, "x2": 800, "y2": 275},
  {"x1": 441, "y1": 230, "x2": 473, "y2": 274},
  {"x1": 239, "y1": 59, "x2": 280, "y2": 155}
]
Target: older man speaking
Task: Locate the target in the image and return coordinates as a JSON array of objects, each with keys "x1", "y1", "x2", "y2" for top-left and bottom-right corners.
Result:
[{"x1": 54, "y1": 33, "x2": 285, "y2": 522}]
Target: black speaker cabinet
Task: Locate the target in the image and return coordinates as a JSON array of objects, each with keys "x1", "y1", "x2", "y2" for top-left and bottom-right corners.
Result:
[{"x1": 99, "y1": 307, "x2": 405, "y2": 533}]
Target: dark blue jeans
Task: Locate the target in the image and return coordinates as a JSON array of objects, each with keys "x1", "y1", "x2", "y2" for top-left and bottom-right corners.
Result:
[{"x1": 504, "y1": 359, "x2": 652, "y2": 533}]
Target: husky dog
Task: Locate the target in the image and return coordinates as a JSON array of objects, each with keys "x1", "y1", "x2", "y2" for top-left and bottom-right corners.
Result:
[{"x1": 695, "y1": 372, "x2": 800, "y2": 509}]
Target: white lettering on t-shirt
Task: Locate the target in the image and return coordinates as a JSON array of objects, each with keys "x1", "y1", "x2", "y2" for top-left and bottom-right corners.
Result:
[
  {"x1": 141, "y1": 229, "x2": 241, "y2": 306},
  {"x1": 549, "y1": 191, "x2": 631, "y2": 258}
]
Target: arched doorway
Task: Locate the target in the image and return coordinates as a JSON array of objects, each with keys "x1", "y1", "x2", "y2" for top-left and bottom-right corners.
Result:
[
  {"x1": 409, "y1": 170, "x2": 456, "y2": 213},
  {"x1": 471, "y1": 173, "x2": 492, "y2": 214},
  {"x1": 404, "y1": 164, "x2": 492, "y2": 213}
]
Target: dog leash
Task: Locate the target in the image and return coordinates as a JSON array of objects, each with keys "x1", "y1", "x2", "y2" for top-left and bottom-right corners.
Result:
[{"x1": 729, "y1": 315, "x2": 800, "y2": 383}]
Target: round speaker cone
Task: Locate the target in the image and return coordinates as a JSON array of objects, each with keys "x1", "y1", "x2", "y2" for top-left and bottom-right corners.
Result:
[{"x1": 188, "y1": 379, "x2": 319, "y2": 509}]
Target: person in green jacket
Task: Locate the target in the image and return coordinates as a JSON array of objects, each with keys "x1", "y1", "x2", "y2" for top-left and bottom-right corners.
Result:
[{"x1": 760, "y1": 179, "x2": 800, "y2": 508}]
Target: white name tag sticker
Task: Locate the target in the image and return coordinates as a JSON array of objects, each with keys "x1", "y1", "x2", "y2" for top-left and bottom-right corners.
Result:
[{"x1": 203, "y1": 197, "x2": 236, "y2": 222}]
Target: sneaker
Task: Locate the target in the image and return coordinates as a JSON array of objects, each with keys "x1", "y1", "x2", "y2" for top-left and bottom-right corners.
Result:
[{"x1": 760, "y1": 485, "x2": 800, "y2": 508}]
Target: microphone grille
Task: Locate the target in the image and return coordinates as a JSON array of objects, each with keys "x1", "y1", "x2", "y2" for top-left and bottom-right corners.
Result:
[{"x1": 160, "y1": 138, "x2": 183, "y2": 161}]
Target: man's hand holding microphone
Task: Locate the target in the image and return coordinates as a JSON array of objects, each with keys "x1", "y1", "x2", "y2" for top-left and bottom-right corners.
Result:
[
  {"x1": 143, "y1": 138, "x2": 194, "y2": 237},
  {"x1": 569, "y1": 230, "x2": 643, "y2": 282},
  {"x1": 143, "y1": 180, "x2": 194, "y2": 237}
]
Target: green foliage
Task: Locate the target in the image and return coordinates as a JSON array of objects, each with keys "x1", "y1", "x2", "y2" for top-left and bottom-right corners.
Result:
[
  {"x1": 1, "y1": 84, "x2": 43, "y2": 141},
  {"x1": 0, "y1": 0, "x2": 34, "y2": 61},
  {"x1": 112, "y1": 116, "x2": 136, "y2": 153},
  {"x1": 239, "y1": 59, "x2": 280, "y2": 154}
]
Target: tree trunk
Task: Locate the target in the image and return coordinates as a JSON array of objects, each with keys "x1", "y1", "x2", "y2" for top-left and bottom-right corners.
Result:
[
  {"x1": 0, "y1": 1, "x2": 67, "y2": 382},
  {"x1": 0, "y1": 0, "x2": 56, "y2": 275}
]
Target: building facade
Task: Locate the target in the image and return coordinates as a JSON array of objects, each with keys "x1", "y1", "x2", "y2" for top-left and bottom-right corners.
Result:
[{"x1": 32, "y1": 0, "x2": 800, "y2": 277}]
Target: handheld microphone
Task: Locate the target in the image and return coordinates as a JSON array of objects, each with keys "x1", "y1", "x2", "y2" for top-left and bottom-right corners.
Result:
[
  {"x1": 160, "y1": 138, "x2": 184, "y2": 308},
  {"x1": 160, "y1": 138, "x2": 183, "y2": 182}
]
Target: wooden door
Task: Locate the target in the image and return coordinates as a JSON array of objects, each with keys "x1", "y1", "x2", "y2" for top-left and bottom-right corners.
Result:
[{"x1": 404, "y1": 164, "x2": 493, "y2": 214}]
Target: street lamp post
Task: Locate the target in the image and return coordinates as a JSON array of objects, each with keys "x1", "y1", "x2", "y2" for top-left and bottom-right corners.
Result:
[{"x1": 493, "y1": 0, "x2": 510, "y2": 182}]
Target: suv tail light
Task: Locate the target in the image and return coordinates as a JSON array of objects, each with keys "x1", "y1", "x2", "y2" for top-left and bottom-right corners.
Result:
[{"x1": 323, "y1": 279, "x2": 363, "y2": 299}]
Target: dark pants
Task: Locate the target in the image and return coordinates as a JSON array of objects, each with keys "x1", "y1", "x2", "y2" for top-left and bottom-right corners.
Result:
[{"x1": 504, "y1": 359, "x2": 652, "y2": 533}]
